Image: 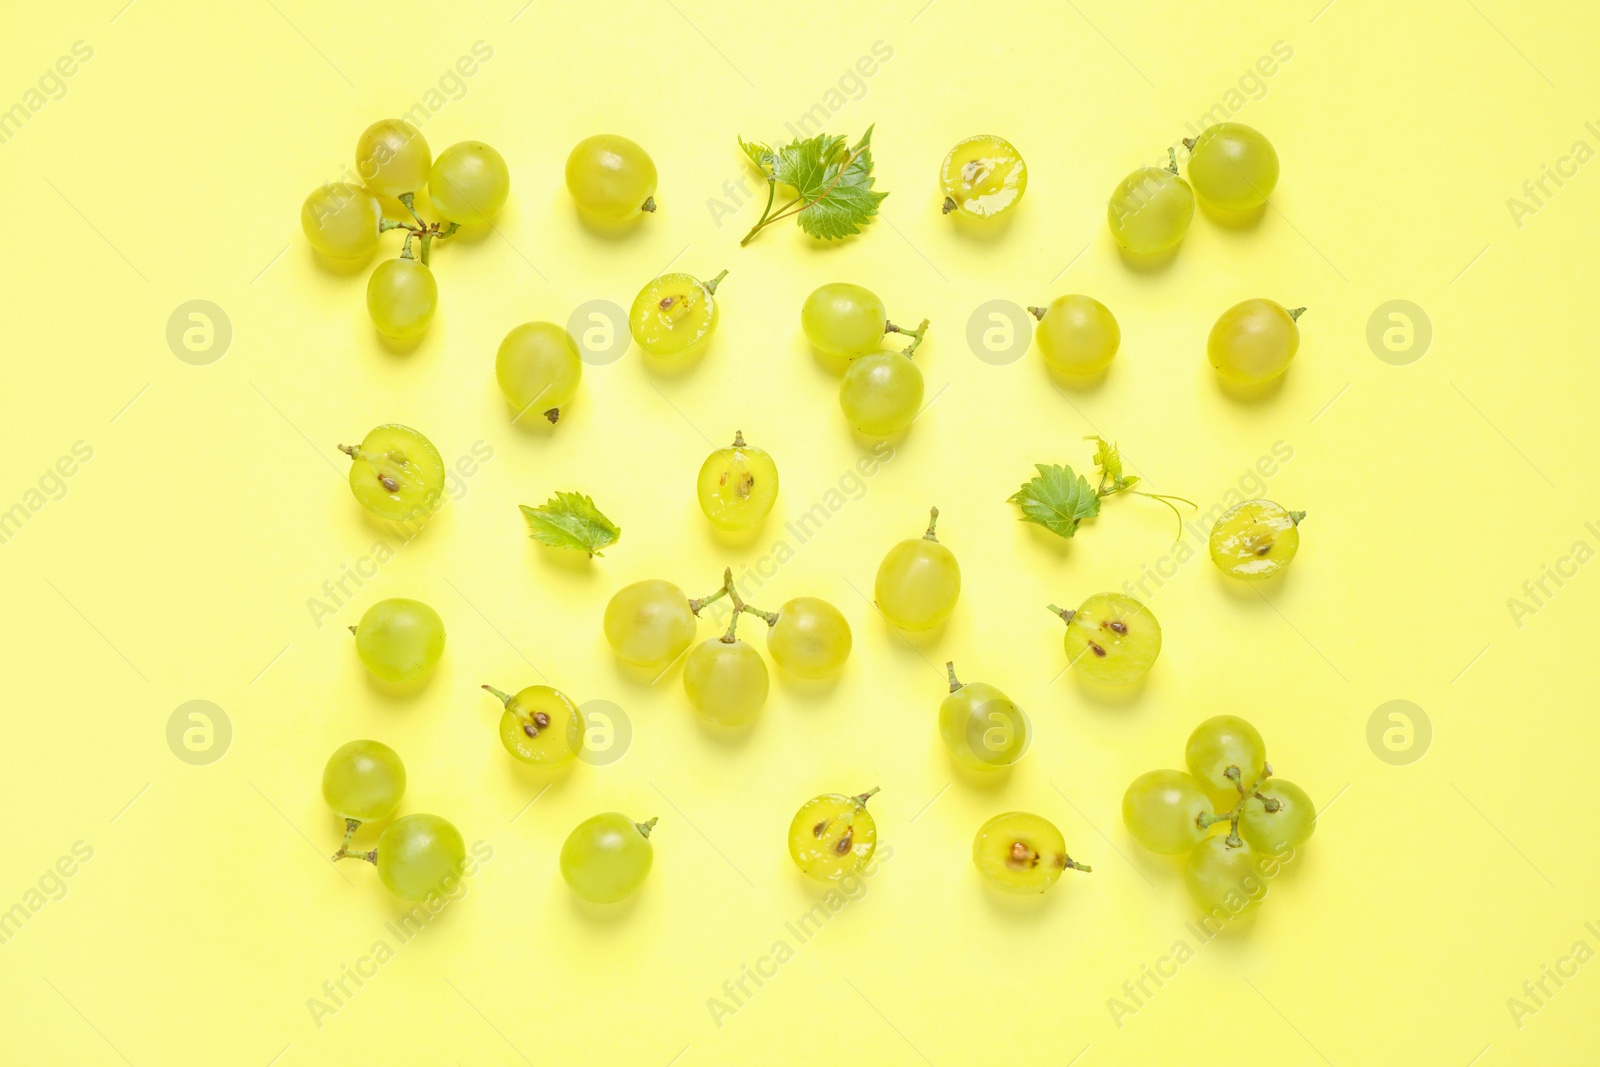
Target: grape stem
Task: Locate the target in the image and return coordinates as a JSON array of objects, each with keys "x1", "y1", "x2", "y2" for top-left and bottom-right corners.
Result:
[
  {"x1": 703, "y1": 269, "x2": 729, "y2": 295},
  {"x1": 853, "y1": 786, "x2": 881, "y2": 805},
  {"x1": 331, "y1": 818, "x2": 378, "y2": 864},
  {"x1": 886, "y1": 318, "x2": 930, "y2": 357},
  {"x1": 1195, "y1": 762, "x2": 1276, "y2": 848},
  {"x1": 1046, "y1": 604, "x2": 1075, "y2": 624},
  {"x1": 1287, "y1": 306, "x2": 1306, "y2": 321},
  {"x1": 641, "y1": 196, "x2": 657, "y2": 214},
  {"x1": 691, "y1": 567, "x2": 779, "y2": 630},
  {"x1": 946, "y1": 661, "x2": 963, "y2": 693},
  {"x1": 1062, "y1": 855, "x2": 1092, "y2": 873},
  {"x1": 739, "y1": 141, "x2": 871, "y2": 246},
  {"x1": 481, "y1": 684, "x2": 513, "y2": 707},
  {"x1": 385, "y1": 193, "x2": 458, "y2": 267},
  {"x1": 635, "y1": 816, "x2": 659, "y2": 838},
  {"x1": 1164, "y1": 146, "x2": 1179, "y2": 175},
  {"x1": 923, "y1": 505, "x2": 941, "y2": 541}
]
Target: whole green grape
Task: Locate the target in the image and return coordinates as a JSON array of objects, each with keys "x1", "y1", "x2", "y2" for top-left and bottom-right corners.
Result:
[
  {"x1": 1184, "y1": 834, "x2": 1266, "y2": 915},
  {"x1": 697, "y1": 431, "x2": 778, "y2": 530},
  {"x1": 630, "y1": 270, "x2": 724, "y2": 357},
  {"x1": 353, "y1": 598, "x2": 445, "y2": 683},
  {"x1": 1051, "y1": 593, "x2": 1160, "y2": 685},
  {"x1": 604, "y1": 579, "x2": 697, "y2": 667},
  {"x1": 322, "y1": 740, "x2": 406, "y2": 822},
  {"x1": 1185, "y1": 123, "x2": 1279, "y2": 211},
  {"x1": 801, "y1": 282, "x2": 888, "y2": 358},
  {"x1": 301, "y1": 183, "x2": 382, "y2": 258},
  {"x1": 683, "y1": 637, "x2": 768, "y2": 725},
  {"x1": 875, "y1": 507, "x2": 959, "y2": 630},
  {"x1": 376, "y1": 813, "x2": 465, "y2": 901},
  {"x1": 972, "y1": 812, "x2": 1088, "y2": 894},
  {"x1": 1208, "y1": 299, "x2": 1302, "y2": 385},
  {"x1": 355, "y1": 119, "x2": 431, "y2": 199},
  {"x1": 939, "y1": 664, "x2": 1029, "y2": 770},
  {"x1": 429, "y1": 140, "x2": 509, "y2": 226},
  {"x1": 561, "y1": 812, "x2": 657, "y2": 903},
  {"x1": 496, "y1": 321, "x2": 582, "y2": 424},
  {"x1": 367, "y1": 258, "x2": 437, "y2": 339},
  {"x1": 1121, "y1": 769, "x2": 1211, "y2": 854},
  {"x1": 1210, "y1": 500, "x2": 1304, "y2": 578},
  {"x1": 788, "y1": 789, "x2": 877, "y2": 880},
  {"x1": 566, "y1": 135, "x2": 658, "y2": 220},
  {"x1": 1238, "y1": 778, "x2": 1316, "y2": 855},
  {"x1": 1185, "y1": 715, "x2": 1267, "y2": 803},
  {"x1": 840, "y1": 350, "x2": 923, "y2": 436},
  {"x1": 339, "y1": 424, "x2": 445, "y2": 523},
  {"x1": 483, "y1": 684, "x2": 584, "y2": 766},
  {"x1": 1030, "y1": 295, "x2": 1119, "y2": 375},
  {"x1": 1108, "y1": 159, "x2": 1194, "y2": 255},
  {"x1": 765, "y1": 597, "x2": 851, "y2": 679},
  {"x1": 940, "y1": 134, "x2": 1027, "y2": 218}
]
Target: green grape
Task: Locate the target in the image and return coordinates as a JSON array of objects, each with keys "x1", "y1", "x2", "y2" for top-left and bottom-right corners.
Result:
[
  {"x1": 428, "y1": 140, "x2": 509, "y2": 226},
  {"x1": 1030, "y1": 295, "x2": 1120, "y2": 375},
  {"x1": 322, "y1": 740, "x2": 406, "y2": 822},
  {"x1": 788, "y1": 788, "x2": 878, "y2": 880},
  {"x1": 1238, "y1": 778, "x2": 1316, "y2": 855},
  {"x1": 338, "y1": 424, "x2": 445, "y2": 523},
  {"x1": 353, "y1": 598, "x2": 445, "y2": 682},
  {"x1": 1210, "y1": 500, "x2": 1304, "y2": 579},
  {"x1": 1121, "y1": 769, "x2": 1211, "y2": 854},
  {"x1": 1208, "y1": 299, "x2": 1303, "y2": 385},
  {"x1": 483, "y1": 684, "x2": 584, "y2": 766},
  {"x1": 375, "y1": 813, "x2": 465, "y2": 901},
  {"x1": 972, "y1": 812, "x2": 1089, "y2": 894},
  {"x1": 1108, "y1": 160, "x2": 1194, "y2": 255},
  {"x1": 561, "y1": 812, "x2": 658, "y2": 903},
  {"x1": 765, "y1": 597, "x2": 852, "y2": 679},
  {"x1": 604, "y1": 579, "x2": 697, "y2": 667},
  {"x1": 565, "y1": 134, "x2": 658, "y2": 220},
  {"x1": 940, "y1": 134, "x2": 1027, "y2": 218},
  {"x1": 875, "y1": 507, "x2": 959, "y2": 631},
  {"x1": 301, "y1": 183, "x2": 382, "y2": 258},
  {"x1": 1051, "y1": 593, "x2": 1160, "y2": 685},
  {"x1": 495, "y1": 321, "x2": 582, "y2": 424},
  {"x1": 630, "y1": 270, "x2": 725, "y2": 357},
  {"x1": 697, "y1": 431, "x2": 778, "y2": 530},
  {"x1": 355, "y1": 119, "x2": 431, "y2": 199},
  {"x1": 1185, "y1": 715, "x2": 1267, "y2": 803},
  {"x1": 840, "y1": 351, "x2": 924, "y2": 436},
  {"x1": 366, "y1": 258, "x2": 437, "y2": 339},
  {"x1": 801, "y1": 282, "x2": 888, "y2": 357},
  {"x1": 1184, "y1": 835, "x2": 1266, "y2": 915},
  {"x1": 683, "y1": 637, "x2": 768, "y2": 725},
  {"x1": 940, "y1": 664, "x2": 1029, "y2": 770},
  {"x1": 1185, "y1": 123, "x2": 1279, "y2": 211}
]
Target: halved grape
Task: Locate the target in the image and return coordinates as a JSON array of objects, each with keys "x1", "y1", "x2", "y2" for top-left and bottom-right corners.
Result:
[
  {"x1": 788, "y1": 789, "x2": 878, "y2": 880},
  {"x1": 338, "y1": 424, "x2": 445, "y2": 523}
]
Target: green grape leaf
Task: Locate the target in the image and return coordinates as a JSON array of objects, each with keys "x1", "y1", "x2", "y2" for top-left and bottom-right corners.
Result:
[
  {"x1": 519, "y1": 492, "x2": 620, "y2": 557},
  {"x1": 1086, "y1": 435, "x2": 1139, "y2": 492},
  {"x1": 736, "y1": 126, "x2": 887, "y2": 243},
  {"x1": 1008, "y1": 464, "x2": 1102, "y2": 540},
  {"x1": 738, "y1": 136, "x2": 776, "y2": 177}
]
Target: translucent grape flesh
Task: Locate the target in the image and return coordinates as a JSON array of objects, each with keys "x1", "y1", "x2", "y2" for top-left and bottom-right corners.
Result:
[{"x1": 788, "y1": 793, "x2": 876, "y2": 880}]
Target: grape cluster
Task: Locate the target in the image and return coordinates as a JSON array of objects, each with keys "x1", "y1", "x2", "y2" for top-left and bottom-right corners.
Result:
[
  {"x1": 323, "y1": 740, "x2": 465, "y2": 901},
  {"x1": 1123, "y1": 717, "x2": 1317, "y2": 918}
]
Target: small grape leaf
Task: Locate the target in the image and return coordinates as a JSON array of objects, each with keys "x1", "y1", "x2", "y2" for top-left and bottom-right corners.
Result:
[
  {"x1": 794, "y1": 127, "x2": 887, "y2": 240},
  {"x1": 1086, "y1": 435, "x2": 1138, "y2": 492},
  {"x1": 1008, "y1": 464, "x2": 1102, "y2": 540},
  {"x1": 519, "y1": 492, "x2": 620, "y2": 557},
  {"x1": 738, "y1": 136, "x2": 776, "y2": 177}
]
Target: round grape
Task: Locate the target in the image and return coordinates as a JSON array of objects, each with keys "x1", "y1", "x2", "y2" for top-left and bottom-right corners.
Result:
[
  {"x1": 495, "y1": 321, "x2": 582, "y2": 424},
  {"x1": 604, "y1": 579, "x2": 697, "y2": 667},
  {"x1": 1185, "y1": 715, "x2": 1267, "y2": 802},
  {"x1": 972, "y1": 812, "x2": 1088, "y2": 894},
  {"x1": 684, "y1": 638, "x2": 768, "y2": 726},
  {"x1": 367, "y1": 258, "x2": 437, "y2": 340},
  {"x1": 765, "y1": 597, "x2": 851, "y2": 679},
  {"x1": 322, "y1": 740, "x2": 406, "y2": 822},
  {"x1": 940, "y1": 135, "x2": 1027, "y2": 218},
  {"x1": 697, "y1": 432, "x2": 778, "y2": 530},
  {"x1": 1108, "y1": 162, "x2": 1194, "y2": 255},
  {"x1": 1208, "y1": 299, "x2": 1302, "y2": 385},
  {"x1": 1031, "y1": 295, "x2": 1120, "y2": 376},
  {"x1": 1184, "y1": 834, "x2": 1266, "y2": 916},
  {"x1": 1121, "y1": 769, "x2": 1211, "y2": 854},
  {"x1": 566, "y1": 135, "x2": 658, "y2": 221},
  {"x1": 355, "y1": 119, "x2": 431, "y2": 199},
  {"x1": 1185, "y1": 123, "x2": 1279, "y2": 211},
  {"x1": 428, "y1": 140, "x2": 509, "y2": 226},
  {"x1": 788, "y1": 789, "x2": 878, "y2": 881},
  {"x1": 940, "y1": 665, "x2": 1029, "y2": 770},
  {"x1": 840, "y1": 351, "x2": 923, "y2": 436},
  {"x1": 353, "y1": 598, "x2": 445, "y2": 683},
  {"x1": 801, "y1": 282, "x2": 888, "y2": 358},
  {"x1": 560, "y1": 812, "x2": 657, "y2": 903},
  {"x1": 376, "y1": 813, "x2": 465, "y2": 901},
  {"x1": 1238, "y1": 778, "x2": 1316, "y2": 855},
  {"x1": 875, "y1": 508, "x2": 959, "y2": 631},
  {"x1": 1210, "y1": 500, "x2": 1304, "y2": 579},
  {"x1": 338, "y1": 424, "x2": 445, "y2": 523},
  {"x1": 301, "y1": 183, "x2": 382, "y2": 258}
]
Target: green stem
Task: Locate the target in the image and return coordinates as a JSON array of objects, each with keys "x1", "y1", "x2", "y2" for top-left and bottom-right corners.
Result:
[
  {"x1": 854, "y1": 787, "x2": 880, "y2": 805},
  {"x1": 889, "y1": 318, "x2": 931, "y2": 357},
  {"x1": 1047, "y1": 603, "x2": 1074, "y2": 624},
  {"x1": 923, "y1": 506, "x2": 941, "y2": 541},
  {"x1": 1287, "y1": 306, "x2": 1307, "y2": 321},
  {"x1": 398, "y1": 192, "x2": 426, "y2": 227},
  {"x1": 704, "y1": 269, "x2": 729, "y2": 295},
  {"x1": 946, "y1": 661, "x2": 962, "y2": 693},
  {"x1": 741, "y1": 603, "x2": 779, "y2": 626},
  {"x1": 740, "y1": 141, "x2": 871, "y2": 245},
  {"x1": 481, "y1": 684, "x2": 513, "y2": 707},
  {"x1": 741, "y1": 178, "x2": 778, "y2": 247},
  {"x1": 1064, "y1": 856, "x2": 1092, "y2": 873},
  {"x1": 1288, "y1": 510, "x2": 1307, "y2": 525},
  {"x1": 1165, "y1": 147, "x2": 1179, "y2": 175},
  {"x1": 635, "y1": 817, "x2": 659, "y2": 838}
]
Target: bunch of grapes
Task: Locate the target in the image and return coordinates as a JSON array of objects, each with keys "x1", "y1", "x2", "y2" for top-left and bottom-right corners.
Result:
[{"x1": 1123, "y1": 716, "x2": 1317, "y2": 919}]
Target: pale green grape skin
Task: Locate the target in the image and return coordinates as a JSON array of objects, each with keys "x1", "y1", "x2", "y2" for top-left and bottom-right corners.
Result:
[
  {"x1": 301, "y1": 183, "x2": 382, "y2": 258},
  {"x1": 1185, "y1": 835, "x2": 1266, "y2": 915},
  {"x1": 940, "y1": 675, "x2": 1029, "y2": 770},
  {"x1": 697, "y1": 434, "x2": 778, "y2": 530},
  {"x1": 840, "y1": 352, "x2": 923, "y2": 436},
  {"x1": 604, "y1": 581, "x2": 696, "y2": 666},
  {"x1": 630, "y1": 272, "x2": 721, "y2": 357},
  {"x1": 1058, "y1": 593, "x2": 1161, "y2": 685},
  {"x1": 1186, "y1": 123, "x2": 1279, "y2": 211},
  {"x1": 940, "y1": 134, "x2": 1027, "y2": 218},
  {"x1": 1239, "y1": 778, "x2": 1316, "y2": 855},
  {"x1": 565, "y1": 135, "x2": 658, "y2": 221},
  {"x1": 1107, "y1": 165, "x2": 1194, "y2": 255},
  {"x1": 767, "y1": 597, "x2": 851, "y2": 679},
  {"x1": 802, "y1": 283, "x2": 887, "y2": 358},
  {"x1": 604, "y1": 580, "x2": 697, "y2": 667},
  {"x1": 341, "y1": 424, "x2": 446, "y2": 523},
  {"x1": 429, "y1": 140, "x2": 510, "y2": 226},
  {"x1": 972, "y1": 812, "x2": 1085, "y2": 894},
  {"x1": 1122, "y1": 769, "x2": 1212, "y2": 854},
  {"x1": 322, "y1": 740, "x2": 406, "y2": 821},
  {"x1": 683, "y1": 638, "x2": 768, "y2": 725},
  {"x1": 1185, "y1": 715, "x2": 1268, "y2": 804},
  {"x1": 875, "y1": 517, "x2": 959, "y2": 631},
  {"x1": 354, "y1": 598, "x2": 445, "y2": 682},
  {"x1": 561, "y1": 812, "x2": 656, "y2": 903},
  {"x1": 495, "y1": 322, "x2": 582, "y2": 423},
  {"x1": 1033, "y1": 295, "x2": 1120, "y2": 375},
  {"x1": 367, "y1": 258, "x2": 437, "y2": 339},
  {"x1": 1208, "y1": 299, "x2": 1301, "y2": 385},
  {"x1": 355, "y1": 119, "x2": 431, "y2": 199},
  {"x1": 376, "y1": 813, "x2": 465, "y2": 901},
  {"x1": 788, "y1": 792, "x2": 877, "y2": 880}
]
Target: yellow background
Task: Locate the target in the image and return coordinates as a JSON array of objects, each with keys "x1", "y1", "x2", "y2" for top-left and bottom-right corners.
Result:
[{"x1": 3, "y1": 1, "x2": 1596, "y2": 1064}]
